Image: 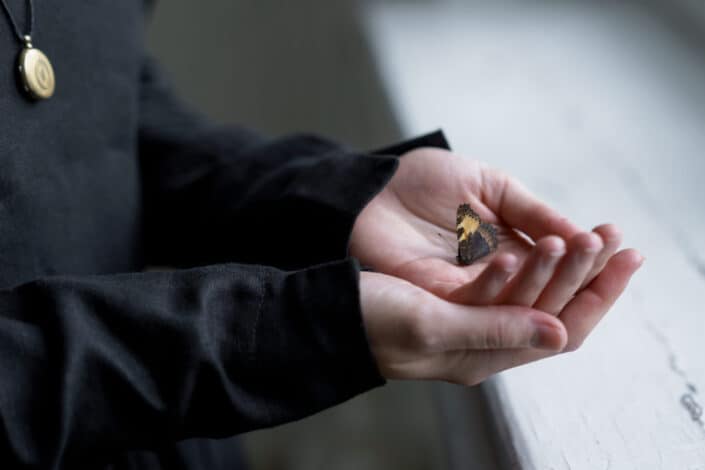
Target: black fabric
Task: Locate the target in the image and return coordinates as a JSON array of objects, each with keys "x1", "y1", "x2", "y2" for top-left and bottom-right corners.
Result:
[
  {"x1": 371, "y1": 130, "x2": 450, "y2": 157},
  {"x1": 138, "y1": 55, "x2": 409, "y2": 271},
  {"x1": 0, "y1": 1, "x2": 450, "y2": 469}
]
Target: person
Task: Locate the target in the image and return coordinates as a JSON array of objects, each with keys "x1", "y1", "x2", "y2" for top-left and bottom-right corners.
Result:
[{"x1": 0, "y1": 0, "x2": 643, "y2": 468}]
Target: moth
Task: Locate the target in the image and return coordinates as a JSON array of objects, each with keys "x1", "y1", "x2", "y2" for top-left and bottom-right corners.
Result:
[{"x1": 456, "y1": 203, "x2": 498, "y2": 265}]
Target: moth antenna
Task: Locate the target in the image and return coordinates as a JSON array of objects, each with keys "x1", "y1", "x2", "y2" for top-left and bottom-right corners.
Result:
[{"x1": 437, "y1": 232, "x2": 455, "y2": 251}]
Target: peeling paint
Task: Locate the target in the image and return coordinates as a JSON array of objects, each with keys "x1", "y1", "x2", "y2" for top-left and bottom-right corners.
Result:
[
  {"x1": 681, "y1": 394, "x2": 704, "y2": 427},
  {"x1": 644, "y1": 319, "x2": 705, "y2": 435}
]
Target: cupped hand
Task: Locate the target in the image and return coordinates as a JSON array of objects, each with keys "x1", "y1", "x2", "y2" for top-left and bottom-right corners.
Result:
[
  {"x1": 359, "y1": 247, "x2": 642, "y2": 384},
  {"x1": 350, "y1": 147, "x2": 629, "y2": 313}
]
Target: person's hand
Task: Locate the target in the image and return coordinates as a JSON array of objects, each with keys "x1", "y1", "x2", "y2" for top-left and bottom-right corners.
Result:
[
  {"x1": 350, "y1": 147, "x2": 635, "y2": 313},
  {"x1": 359, "y1": 246, "x2": 641, "y2": 383}
]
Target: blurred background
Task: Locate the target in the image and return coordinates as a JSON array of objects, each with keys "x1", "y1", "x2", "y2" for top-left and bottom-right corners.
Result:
[
  {"x1": 146, "y1": 0, "x2": 400, "y2": 150},
  {"x1": 146, "y1": 1, "x2": 705, "y2": 469}
]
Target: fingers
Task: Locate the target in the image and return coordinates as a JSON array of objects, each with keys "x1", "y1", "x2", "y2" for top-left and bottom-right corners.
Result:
[
  {"x1": 365, "y1": 248, "x2": 642, "y2": 385},
  {"x1": 436, "y1": 308, "x2": 567, "y2": 385},
  {"x1": 360, "y1": 270, "x2": 568, "y2": 382},
  {"x1": 449, "y1": 249, "x2": 643, "y2": 383},
  {"x1": 560, "y1": 248, "x2": 644, "y2": 351},
  {"x1": 580, "y1": 224, "x2": 622, "y2": 289},
  {"x1": 448, "y1": 253, "x2": 519, "y2": 304},
  {"x1": 433, "y1": 302, "x2": 567, "y2": 352},
  {"x1": 493, "y1": 173, "x2": 581, "y2": 241},
  {"x1": 448, "y1": 227, "x2": 619, "y2": 313},
  {"x1": 533, "y1": 232, "x2": 603, "y2": 315},
  {"x1": 494, "y1": 236, "x2": 566, "y2": 306}
]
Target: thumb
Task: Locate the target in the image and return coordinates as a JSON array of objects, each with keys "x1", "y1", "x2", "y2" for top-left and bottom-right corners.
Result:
[{"x1": 433, "y1": 302, "x2": 567, "y2": 351}]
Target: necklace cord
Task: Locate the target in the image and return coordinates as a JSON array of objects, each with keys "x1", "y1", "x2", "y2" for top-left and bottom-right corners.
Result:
[{"x1": 0, "y1": 0, "x2": 34, "y2": 43}]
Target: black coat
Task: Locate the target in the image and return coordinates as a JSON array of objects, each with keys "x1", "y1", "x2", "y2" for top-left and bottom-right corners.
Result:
[{"x1": 0, "y1": 1, "x2": 449, "y2": 468}]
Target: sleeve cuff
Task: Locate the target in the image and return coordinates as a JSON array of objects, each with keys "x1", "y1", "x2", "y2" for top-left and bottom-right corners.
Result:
[
  {"x1": 252, "y1": 258, "x2": 386, "y2": 423},
  {"x1": 370, "y1": 129, "x2": 451, "y2": 156}
]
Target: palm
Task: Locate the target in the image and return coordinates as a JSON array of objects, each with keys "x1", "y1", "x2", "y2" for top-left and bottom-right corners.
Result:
[{"x1": 351, "y1": 149, "x2": 527, "y2": 297}]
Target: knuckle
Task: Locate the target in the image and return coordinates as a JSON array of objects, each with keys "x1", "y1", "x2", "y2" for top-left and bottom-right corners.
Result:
[
  {"x1": 483, "y1": 317, "x2": 510, "y2": 349},
  {"x1": 418, "y1": 317, "x2": 442, "y2": 352},
  {"x1": 405, "y1": 300, "x2": 441, "y2": 352},
  {"x1": 490, "y1": 169, "x2": 511, "y2": 192}
]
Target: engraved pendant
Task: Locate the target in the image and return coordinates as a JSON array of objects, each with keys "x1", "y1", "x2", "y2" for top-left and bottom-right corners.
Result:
[{"x1": 17, "y1": 35, "x2": 55, "y2": 100}]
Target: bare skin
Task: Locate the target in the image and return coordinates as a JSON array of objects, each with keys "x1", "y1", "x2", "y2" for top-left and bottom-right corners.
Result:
[{"x1": 351, "y1": 147, "x2": 642, "y2": 384}]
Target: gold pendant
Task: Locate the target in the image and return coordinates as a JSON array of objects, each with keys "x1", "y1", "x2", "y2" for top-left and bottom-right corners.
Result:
[{"x1": 17, "y1": 35, "x2": 55, "y2": 100}]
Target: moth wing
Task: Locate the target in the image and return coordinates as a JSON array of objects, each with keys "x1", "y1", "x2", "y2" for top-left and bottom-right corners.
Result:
[
  {"x1": 456, "y1": 204, "x2": 497, "y2": 265},
  {"x1": 478, "y1": 222, "x2": 498, "y2": 251},
  {"x1": 457, "y1": 238, "x2": 472, "y2": 265},
  {"x1": 457, "y1": 223, "x2": 498, "y2": 265},
  {"x1": 468, "y1": 231, "x2": 493, "y2": 263},
  {"x1": 456, "y1": 203, "x2": 480, "y2": 228}
]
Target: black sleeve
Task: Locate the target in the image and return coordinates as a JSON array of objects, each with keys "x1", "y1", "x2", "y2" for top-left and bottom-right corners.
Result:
[
  {"x1": 370, "y1": 130, "x2": 451, "y2": 156},
  {"x1": 0, "y1": 259, "x2": 383, "y2": 468},
  {"x1": 137, "y1": 54, "x2": 401, "y2": 270},
  {"x1": 138, "y1": 53, "x2": 450, "y2": 270}
]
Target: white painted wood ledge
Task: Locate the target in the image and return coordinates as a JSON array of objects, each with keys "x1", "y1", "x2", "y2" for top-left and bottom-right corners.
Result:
[{"x1": 363, "y1": 2, "x2": 705, "y2": 468}]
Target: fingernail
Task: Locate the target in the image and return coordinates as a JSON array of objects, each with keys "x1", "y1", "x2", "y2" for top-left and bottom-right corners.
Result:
[
  {"x1": 607, "y1": 226, "x2": 623, "y2": 241},
  {"x1": 545, "y1": 244, "x2": 566, "y2": 258},
  {"x1": 583, "y1": 246, "x2": 601, "y2": 254},
  {"x1": 531, "y1": 324, "x2": 559, "y2": 350},
  {"x1": 584, "y1": 235, "x2": 603, "y2": 253},
  {"x1": 503, "y1": 258, "x2": 519, "y2": 274},
  {"x1": 594, "y1": 224, "x2": 622, "y2": 240},
  {"x1": 543, "y1": 236, "x2": 566, "y2": 258}
]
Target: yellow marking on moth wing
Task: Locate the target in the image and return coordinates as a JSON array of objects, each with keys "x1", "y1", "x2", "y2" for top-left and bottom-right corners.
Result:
[{"x1": 457, "y1": 215, "x2": 480, "y2": 242}]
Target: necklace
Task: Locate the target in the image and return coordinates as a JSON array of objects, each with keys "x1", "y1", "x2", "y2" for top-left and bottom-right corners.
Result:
[{"x1": 1, "y1": 0, "x2": 55, "y2": 100}]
